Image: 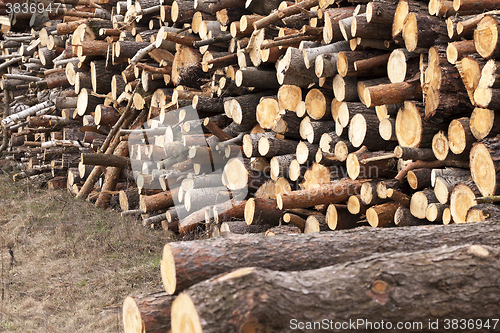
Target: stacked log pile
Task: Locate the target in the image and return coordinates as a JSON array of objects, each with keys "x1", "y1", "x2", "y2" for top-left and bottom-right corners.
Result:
[{"x1": 1, "y1": 0, "x2": 500, "y2": 330}]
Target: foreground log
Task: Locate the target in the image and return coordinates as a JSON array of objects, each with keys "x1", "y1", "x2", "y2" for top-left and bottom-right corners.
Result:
[
  {"x1": 171, "y1": 244, "x2": 500, "y2": 333},
  {"x1": 123, "y1": 292, "x2": 174, "y2": 333},
  {"x1": 160, "y1": 220, "x2": 500, "y2": 294}
]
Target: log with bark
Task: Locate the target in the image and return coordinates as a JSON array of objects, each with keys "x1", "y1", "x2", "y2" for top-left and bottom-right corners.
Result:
[
  {"x1": 161, "y1": 219, "x2": 500, "y2": 294},
  {"x1": 171, "y1": 244, "x2": 500, "y2": 333}
]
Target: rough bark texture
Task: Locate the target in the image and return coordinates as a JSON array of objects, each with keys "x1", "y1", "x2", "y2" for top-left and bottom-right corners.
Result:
[{"x1": 161, "y1": 220, "x2": 500, "y2": 294}]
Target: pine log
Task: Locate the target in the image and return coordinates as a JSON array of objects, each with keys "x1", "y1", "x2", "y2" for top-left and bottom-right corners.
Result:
[
  {"x1": 212, "y1": 199, "x2": 247, "y2": 224},
  {"x1": 410, "y1": 188, "x2": 439, "y2": 219},
  {"x1": 387, "y1": 188, "x2": 411, "y2": 207},
  {"x1": 304, "y1": 88, "x2": 333, "y2": 121},
  {"x1": 140, "y1": 187, "x2": 180, "y2": 213},
  {"x1": 303, "y1": 40, "x2": 350, "y2": 70},
  {"x1": 469, "y1": 107, "x2": 500, "y2": 141},
  {"x1": 220, "y1": 220, "x2": 271, "y2": 234},
  {"x1": 326, "y1": 203, "x2": 359, "y2": 230},
  {"x1": 424, "y1": 47, "x2": 472, "y2": 118},
  {"x1": 322, "y1": 7, "x2": 356, "y2": 44},
  {"x1": 276, "y1": 179, "x2": 362, "y2": 209},
  {"x1": 346, "y1": 148, "x2": 398, "y2": 180},
  {"x1": 338, "y1": 50, "x2": 389, "y2": 77},
  {"x1": 270, "y1": 154, "x2": 295, "y2": 180},
  {"x1": 95, "y1": 141, "x2": 129, "y2": 209},
  {"x1": 76, "y1": 88, "x2": 105, "y2": 117},
  {"x1": 222, "y1": 158, "x2": 269, "y2": 191},
  {"x1": 407, "y1": 168, "x2": 432, "y2": 190},
  {"x1": 360, "y1": 179, "x2": 383, "y2": 205},
  {"x1": 228, "y1": 91, "x2": 271, "y2": 126},
  {"x1": 171, "y1": 244, "x2": 500, "y2": 333},
  {"x1": 446, "y1": 40, "x2": 476, "y2": 64},
  {"x1": 433, "y1": 168, "x2": 471, "y2": 204},
  {"x1": 403, "y1": 12, "x2": 449, "y2": 52},
  {"x1": 387, "y1": 48, "x2": 420, "y2": 83},
  {"x1": 235, "y1": 67, "x2": 280, "y2": 89},
  {"x1": 123, "y1": 292, "x2": 174, "y2": 333},
  {"x1": 300, "y1": 117, "x2": 335, "y2": 144},
  {"x1": 347, "y1": 194, "x2": 369, "y2": 215},
  {"x1": 394, "y1": 146, "x2": 435, "y2": 161},
  {"x1": 426, "y1": 202, "x2": 448, "y2": 223},
  {"x1": 282, "y1": 213, "x2": 306, "y2": 231},
  {"x1": 366, "y1": 201, "x2": 400, "y2": 227},
  {"x1": 394, "y1": 206, "x2": 426, "y2": 226},
  {"x1": 363, "y1": 79, "x2": 422, "y2": 108},
  {"x1": 161, "y1": 219, "x2": 500, "y2": 294},
  {"x1": 302, "y1": 214, "x2": 327, "y2": 233},
  {"x1": 349, "y1": 113, "x2": 396, "y2": 151}
]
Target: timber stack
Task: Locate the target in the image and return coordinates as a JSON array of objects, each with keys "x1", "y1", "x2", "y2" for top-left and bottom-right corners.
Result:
[{"x1": 1, "y1": 0, "x2": 500, "y2": 331}]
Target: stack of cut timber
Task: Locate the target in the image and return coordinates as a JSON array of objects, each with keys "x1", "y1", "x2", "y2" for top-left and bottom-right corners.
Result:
[{"x1": 1, "y1": 0, "x2": 500, "y2": 330}]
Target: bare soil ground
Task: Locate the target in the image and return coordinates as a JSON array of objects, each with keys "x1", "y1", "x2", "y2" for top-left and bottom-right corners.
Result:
[{"x1": 0, "y1": 165, "x2": 174, "y2": 332}]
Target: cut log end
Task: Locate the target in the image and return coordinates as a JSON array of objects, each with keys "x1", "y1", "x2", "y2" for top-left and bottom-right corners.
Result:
[
  {"x1": 450, "y1": 184, "x2": 478, "y2": 224},
  {"x1": 122, "y1": 296, "x2": 143, "y2": 333},
  {"x1": 470, "y1": 107, "x2": 495, "y2": 140},
  {"x1": 443, "y1": 207, "x2": 452, "y2": 224},
  {"x1": 161, "y1": 243, "x2": 176, "y2": 295},
  {"x1": 171, "y1": 293, "x2": 202, "y2": 333},
  {"x1": 305, "y1": 89, "x2": 328, "y2": 120},
  {"x1": 222, "y1": 158, "x2": 248, "y2": 191},
  {"x1": 448, "y1": 118, "x2": 468, "y2": 155},
  {"x1": 392, "y1": 0, "x2": 409, "y2": 37},
  {"x1": 470, "y1": 143, "x2": 496, "y2": 197},
  {"x1": 379, "y1": 118, "x2": 395, "y2": 141},
  {"x1": 410, "y1": 191, "x2": 434, "y2": 220},
  {"x1": 244, "y1": 197, "x2": 256, "y2": 225},
  {"x1": 402, "y1": 13, "x2": 418, "y2": 52},
  {"x1": 348, "y1": 114, "x2": 366, "y2": 148},
  {"x1": 387, "y1": 49, "x2": 407, "y2": 83},
  {"x1": 395, "y1": 101, "x2": 422, "y2": 148},
  {"x1": 466, "y1": 208, "x2": 486, "y2": 223},
  {"x1": 434, "y1": 178, "x2": 450, "y2": 204},
  {"x1": 446, "y1": 42, "x2": 459, "y2": 65},
  {"x1": 432, "y1": 131, "x2": 449, "y2": 161},
  {"x1": 346, "y1": 153, "x2": 360, "y2": 180},
  {"x1": 474, "y1": 16, "x2": 499, "y2": 59}
]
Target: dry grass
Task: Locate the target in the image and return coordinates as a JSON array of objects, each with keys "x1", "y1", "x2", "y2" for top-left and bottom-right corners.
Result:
[{"x1": 0, "y1": 166, "x2": 175, "y2": 332}]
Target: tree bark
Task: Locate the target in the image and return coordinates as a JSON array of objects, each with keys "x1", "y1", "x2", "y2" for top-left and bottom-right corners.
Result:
[{"x1": 276, "y1": 179, "x2": 362, "y2": 210}]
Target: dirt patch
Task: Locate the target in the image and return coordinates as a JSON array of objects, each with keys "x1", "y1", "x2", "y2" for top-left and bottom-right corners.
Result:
[{"x1": 0, "y1": 169, "x2": 175, "y2": 332}]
